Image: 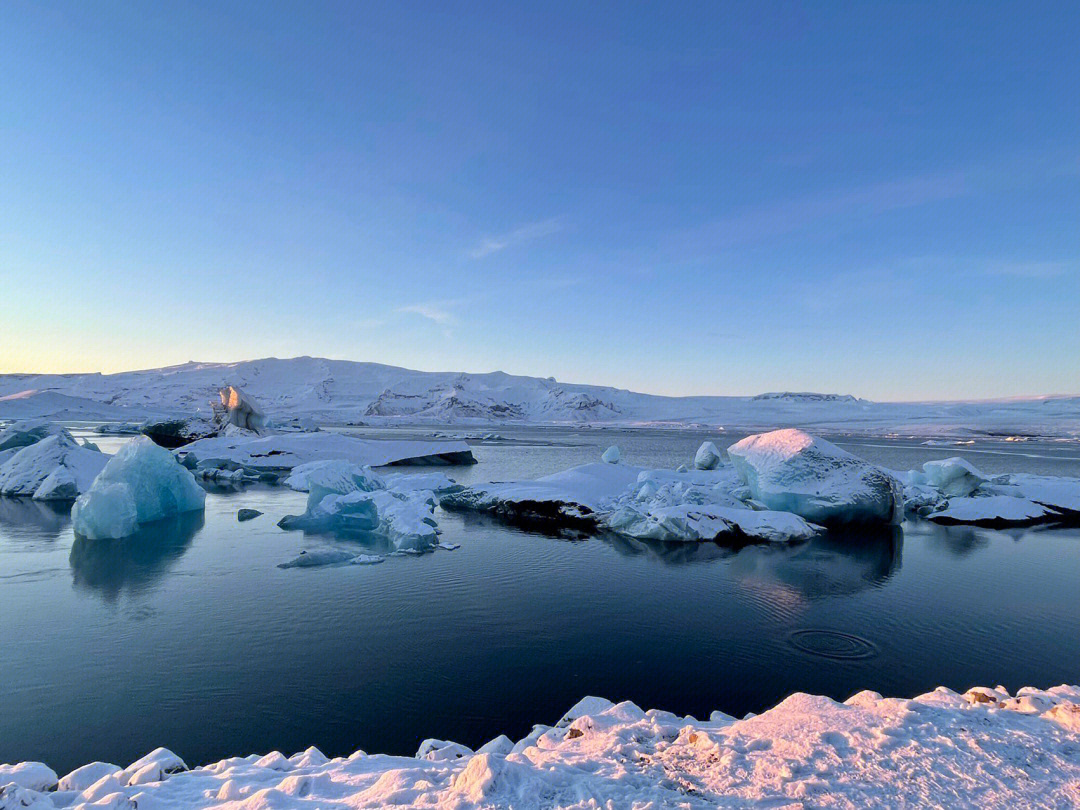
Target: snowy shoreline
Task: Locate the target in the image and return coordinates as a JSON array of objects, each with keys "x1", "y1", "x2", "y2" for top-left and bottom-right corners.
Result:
[{"x1": 4, "y1": 684, "x2": 1080, "y2": 808}]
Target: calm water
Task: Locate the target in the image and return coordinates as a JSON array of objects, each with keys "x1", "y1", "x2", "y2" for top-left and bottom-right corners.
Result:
[{"x1": 2, "y1": 426, "x2": 1080, "y2": 774}]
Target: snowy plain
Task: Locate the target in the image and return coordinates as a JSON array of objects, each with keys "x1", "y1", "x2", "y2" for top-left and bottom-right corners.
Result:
[{"x1": 2, "y1": 357, "x2": 1079, "y2": 439}]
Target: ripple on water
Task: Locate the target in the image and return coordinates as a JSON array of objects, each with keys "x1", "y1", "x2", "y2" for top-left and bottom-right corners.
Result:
[{"x1": 788, "y1": 629, "x2": 879, "y2": 660}]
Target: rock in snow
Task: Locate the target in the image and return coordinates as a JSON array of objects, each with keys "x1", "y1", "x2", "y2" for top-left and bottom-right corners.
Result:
[
  {"x1": 5, "y1": 685, "x2": 1080, "y2": 808},
  {"x1": 727, "y1": 429, "x2": 904, "y2": 526},
  {"x1": 72, "y1": 437, "x2": 206, "y2": 540},
  {"x1": 0, "y1": 432, "x2": 107, "y2": 501}
]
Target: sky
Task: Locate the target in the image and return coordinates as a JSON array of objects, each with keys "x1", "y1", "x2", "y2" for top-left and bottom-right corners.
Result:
[{"x1": 1, "y1": 0, "x2": 1078, "y2": 401}]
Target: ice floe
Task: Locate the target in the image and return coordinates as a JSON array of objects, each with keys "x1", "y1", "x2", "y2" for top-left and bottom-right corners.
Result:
[
  {"x1": 5, "y1": 684, "x2": 1080, "y2": 808},
  {"x1": 177, "y1": 432, "x2": 475, "y2": 476},
  {"x1": 0, "y1": 432, "x2": 107, "y2": 501},
  {"x1": 72, "y1": 437, "x2": 206, "y2": 540}
]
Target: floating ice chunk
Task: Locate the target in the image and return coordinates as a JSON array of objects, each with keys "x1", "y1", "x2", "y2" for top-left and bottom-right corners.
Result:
[
  {"x1": 72, "y1": 437, "x2": 205, "y2": 539},
  {"x1": 601, "y1": 445, "x2": 621, "y2": 464},
  {"x1": 0, "y1": 419, "x2": 69, "y2": 451},
  {"x1": 927, "y1": 495, "x2": 1052, "y2": 527},
  {"x1": 379, "y1": 471, "x2": 460, "y2": 494},
  {"x1": 694, "y1": 441, "x2": 722, "y2": 470},
  {"x1": 277, "y1": 549, "x2": 357, "y2": 568},
  {"x1": 350, "y1": 554, "x2": 385, "y2": 565},
  {"x1": 178, "y1": 433, "x2": 475, "y2": 474},
  {"x1": 442, "y1": 462, "x2": 645, "y2": 528},
  {"x1": 280, "y1": 489, "x2": 439, "y2": 551},
  {"x1": 920, "y1": 457, "x2": 986, "y2": 497},
  {"x1": 987, "y1": 474, "x2": 1080, "y2": 517},
  {"x1": 0, "y1": 762, "x2": 57, "y2": 792},
  {"x1": 0, "y1": 433, "x2": 107, "y2": 500},
  {"x1": 606, "y1": 502, "x2": 820, "y2": 544},
  {"x1": 58, "y1": 762, "x2": 121, "y2": 792},
  {"x1": 727, "y1": 429, "x2": 903, "y2": 526}
]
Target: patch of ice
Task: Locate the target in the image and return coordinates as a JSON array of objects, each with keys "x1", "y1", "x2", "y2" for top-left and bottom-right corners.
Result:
[{"x1": 927, "y1": 495, "x2": 1052, "y2": 527}]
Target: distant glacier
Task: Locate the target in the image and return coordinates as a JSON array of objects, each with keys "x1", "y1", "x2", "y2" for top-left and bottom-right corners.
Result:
[{"x1": 1, "y1": 356, "x2": 1078, "y2": 439}]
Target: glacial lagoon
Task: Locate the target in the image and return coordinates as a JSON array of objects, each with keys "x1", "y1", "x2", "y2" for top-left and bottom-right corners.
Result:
[{"x1": 2, "y1": 426, "x2": 1079, "y2": 774}]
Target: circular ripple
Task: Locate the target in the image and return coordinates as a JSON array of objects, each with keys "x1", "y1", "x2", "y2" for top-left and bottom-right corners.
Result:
[{"x1": 788, "y1": 629, "x2": 879, "y2": 660}]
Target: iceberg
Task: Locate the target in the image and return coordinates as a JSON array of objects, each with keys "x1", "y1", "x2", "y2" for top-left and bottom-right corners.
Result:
[
  {"x1": 727, "y1": 429, "x2": 903, "y2": 526},
  {"x1": 441, "y1": 462, "x2": 644, "y2": 528},
  {"x1": 217, "y1": 385, "x2": 266, "y2": 432},
  {"x1": 693, "y1": 440, "x2": 722, "y2": 470},
  {"x1": 0, "y1": 419, "x2": 73, "y2": 451},
  {"x1": 0, "y1": 432, "x2": 107, "y2": 501},
  {"x1": 600, "y1": 445, "x2": 621, "y2": 464},
  {"x1": 177, "y1": 432, "x2": 475, "y2": 476},
  {"x1": 72, "y1": 437, "x2": 206, "y2": 540},
  {"x1": 606, "y1": 502, "x2": 820, "y2": 544},
  {"x1": 279, "y1": 488, "x2": 439, "y2": 551},
  {"x1": 918, "y1": 457, "x2": 987, "y2": 497},
  {"x1": 926, "y1": 495, "x2": 1053, "y2": 527}
]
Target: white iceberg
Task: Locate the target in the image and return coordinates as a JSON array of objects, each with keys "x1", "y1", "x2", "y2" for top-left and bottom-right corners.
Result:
[
  {"x1": 606, "y1": 502, "x2": 820, "y2": 544},
  {"x1": 280, "y1": 488, "x2": 439, "y2": 551},
  {"x1": 217, "y1": 385, "x2": 266, "y2": 432},
  {"x1": 441, "y1": 462, "x2": 645, "y2": 528},
  {"x1": 926, "y1": 495, "x2": 1053, "y2": 527},
  {"x1": 178, "y1": 432, "x2": 475, "y2": 475},
  {"x1": 601, "y1": 445, "x2": 620, "y2": 464},
  {"x1": 693, "y1": 440, "x2": 722, "y2": 470},
  {"x1": 0, "y1": 419, "x2": 71, "y2": 451},
  {"x1": 72, "y1": 437, "x2": 206, "y2": 540},
  {"x1": 0, "y1": 433, "x2": 107, "y2": 501},
  {"x1": 727, "y1": 429, "x2": 903, "y2": 526},
  {"x1": 918, "y1": 457, "x2": 987, "y2": 497}
]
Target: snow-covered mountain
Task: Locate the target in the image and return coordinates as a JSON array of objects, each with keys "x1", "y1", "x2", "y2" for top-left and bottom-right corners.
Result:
[{"x1": 1, "y1": 357, "x2": 1078, "y2": 439}]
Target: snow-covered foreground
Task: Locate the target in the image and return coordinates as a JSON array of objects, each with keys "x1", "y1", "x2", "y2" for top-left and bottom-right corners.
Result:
[
  {"x1": 4, "y1": 685, "x2": 1080, "y2": 809},
  {"x1": 2, "y1": 356, "x2": 1079, "y2": 438}
]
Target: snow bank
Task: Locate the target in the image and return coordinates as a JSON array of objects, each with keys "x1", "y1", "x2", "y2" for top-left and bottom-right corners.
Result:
[
  {"x1": 728, "y1": 429, "x2": 904, "y2": 526},
  {"x1": 6, "y1": 684, "x2": 1080, "y2": 808},
  {"x1": 72, "y1": 437, "x2": 206, "y2": 540},
  {"x1": 0, "y1": 433, "x2": 107, "y2": 501},
  {"x1": 177, "y1": 433, "x2": 475, "y2": 475}
]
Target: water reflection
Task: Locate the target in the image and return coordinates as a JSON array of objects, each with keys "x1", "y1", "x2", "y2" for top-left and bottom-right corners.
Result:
[
  {"x1": 0, "y1": 497, "x2": 72, "y2": 538},
  {"x1": 69, "y1": 512, "x2": 204, "y2": 601},
  {"x1": 728, "y1": 526, "x2": 903, "y2": 602}
]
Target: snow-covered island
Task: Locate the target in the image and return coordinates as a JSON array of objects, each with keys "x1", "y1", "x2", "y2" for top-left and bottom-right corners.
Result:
[
  {"x1": 2, "y1": 356, "x2": 1079, "y2": 439},
  {"x1": 3, "y1": 684, "x2": 1080, "y2": 808}
]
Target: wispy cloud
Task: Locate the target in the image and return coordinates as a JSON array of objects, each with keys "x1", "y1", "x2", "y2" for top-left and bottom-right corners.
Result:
[
  {"x1": 470, "y1": 217, "x2": 564, "y2": 259},
  {"x1": 397, "y1": 298, "x2": 470, "y2": 327}
]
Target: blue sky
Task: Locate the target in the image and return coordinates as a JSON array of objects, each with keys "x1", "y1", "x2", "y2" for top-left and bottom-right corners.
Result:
[{"x1": 1, "y1": 1, "x2": 1077, "y2": 400}]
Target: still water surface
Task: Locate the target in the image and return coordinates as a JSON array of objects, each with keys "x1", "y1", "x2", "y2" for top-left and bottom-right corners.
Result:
[{"x1": 2, "y1": 426, "x2": 1079, "y2": 773}]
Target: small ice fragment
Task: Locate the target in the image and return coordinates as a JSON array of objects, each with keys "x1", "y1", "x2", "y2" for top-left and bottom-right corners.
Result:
[
  {"x1": 601, "y1": 445, "x2": 621, "y2": 464},
  {"x1": 694, "y1": 441, "x2": 722, "y2": 470}
]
